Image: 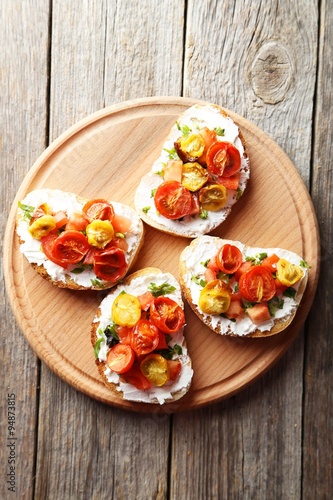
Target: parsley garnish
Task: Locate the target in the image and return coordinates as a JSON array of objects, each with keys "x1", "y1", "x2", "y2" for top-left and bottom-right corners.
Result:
[
  {"x1": 199, "y1": 209, "x2": 208, "y2": 220},
  {"x1": 157, "y1": 343, "x2": 183, "y2": 360},
  {"x1": 18, "y1": 201, "x2": 34, "y2": 221},
  {"x1": 283, "y1": 287, "x2": 297, "y2": 299},
  {"x1": 94, "y1": 337, "x2": 104, "y2": 358},
  {"x1": 236, "y1": 188, "x2": 243, "y2": 200},
  {"x1": 246, "y1": 253, "x2": 267, "y2": 265},
  {"x1": 71, "y1": 266, "x2": 86, "y2": 274},
  {"x1": 300, "y1": 260, "x2": 311, "y2": 269},
  {"x1": 148, "y1": 282, "x2": 176, "y2": 297},
  {"x1": 104, "y1": 323, "x2": 119, "y2": 347},
  {"x1": 163, "y1": 147, "x2": 179, "y2": 160},
  {"x1": 268, "y1": 296, "x2": 284, "y2": 316},
  {"x1": 176, "y1": 122, "x2": 192, "y2": 135},
  {"x1": 142, "y1": 206, "x2": 151, "y2": 214},
  {"x1": 214, "y1": 127, "x2": 225, "y2": 136},
  {"x1": 191, "y1": 275, "x2": 207, "y2": 287},
  {"x1": 201, "y1": 259, "x2": 210, "y2": 268},
  {"x1": 90, "y1": 278, "x2": 105, "y2": 288},
  {"x1": 151, "y1": 188, "x2": 157, "y2": 198}
]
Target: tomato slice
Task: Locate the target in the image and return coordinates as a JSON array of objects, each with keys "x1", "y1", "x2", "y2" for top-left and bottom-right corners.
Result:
[
  {"x1": 82, "y1": 199, "x2": 115, "y2": 222},
  {"x1": 276, "y1": 259, "x2": 304, "y2": 286},
  {"x1": 174, "y1": 133, "x2": 205, "y2": 162},
  {"x1": 199, "y1": 183, "x2": 227, "y2": 211},
  {"x1": 140, "y1": 354, "x2": 170, "y2": 386},
  {"x1": 106, "y1": 344, "x2": 135, "y2": 374},
  {"x1": 150, "y1": 297, "x2": 185, "y2": 334},
  {"x1": 112, "y1": 213, "x2": 132, "y2": 233},
  {"x1": 261, "y1": 254, "x2": 280, "y2": 273},
  {"x1": 154, "y1": 181, "x2": 193, "y2": 220},
  {"x1": 93, "y1": 247, "x2": 127, "y2": 282},
  {"x1": 41, "y1": 233, "x2": 70, "y2": 268},
  {"x1": 217, "y1": 172, "x2": 241, "y2": 190},
  {"x1": 198, "y1": 279, "x2": 231, "y2": 315},
  {"x1": 43, "y1": 230, "x2": 89, "y2": 267},
  {"x1": 137, "y1": 291, "x2": 155, "y2": 311},
  {"x1": 181, "y1": 162, "x2": 209, "y2": 192},
  {"x1": 239, "y1": 265, "x2": 276, "y2": 302},
  {"x1": 197, "y1": 127, "x2": 217, "y2": 165},
  {"x1": 216, "y1": 244, "x2": 243, "y2": 274},
  {"x1": 120, "y1": 364, "x2": 152, "y2": 390},
  {"x1": 112, "y1": 292, "x2": 141, "y2": 327},
  {"x1": 130, "y1": 319, "x2": 160, "y2": 355},
  {"x1": 206, "y1": 141, "x2": 241, "y2": 177}
]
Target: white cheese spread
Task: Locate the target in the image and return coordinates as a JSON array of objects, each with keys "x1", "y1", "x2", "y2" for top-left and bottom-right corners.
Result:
[
  {"x1": 16, "y1": 189, "x2": 142, "y2": 288},
  {"x1": 93, "y1": 272, "x2": 193, "y2": 404}
]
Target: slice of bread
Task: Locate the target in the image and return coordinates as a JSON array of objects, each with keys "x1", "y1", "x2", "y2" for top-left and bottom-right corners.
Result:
[
  {"x1": 179, "y1": 236, "x2": 309, "y2": 338},
  {"x1": 16, "y1": 189, "x2": 144, "y2": 290},
  {"x1": 134, "y1": 103, "x2": 250, "y2": 238},
  {"x1": 91, "y1": 267, "x2": 193, "y2": 404}
]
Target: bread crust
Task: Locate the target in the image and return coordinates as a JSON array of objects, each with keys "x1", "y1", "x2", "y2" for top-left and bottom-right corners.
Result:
[
  {"x1": 91, "y1": 267, "x2": 193, "y2": 404},
  {"x1": 16, "y1": 189, "x2": 144, "y2": 290},
  {"x1": 179, "y1": 236, "x2": 308, "y2": 338},
  {"x1": 134, "y1": 103, "x2": 250, "y2": 238}
]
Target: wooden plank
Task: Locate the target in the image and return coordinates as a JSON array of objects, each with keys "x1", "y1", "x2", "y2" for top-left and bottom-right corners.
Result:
[
  {"x1": 34, "y1": 1, "x2": 185, "y2": 499},
  {"x1": 303, "y1": 0, "x2": 333, "y2": 497},
  {"x1": 0, "y1": 1, "x2": 50, "y2": 499},
  {"x1": 171, "y1": 1, "x2": 318, "y2": 498}
]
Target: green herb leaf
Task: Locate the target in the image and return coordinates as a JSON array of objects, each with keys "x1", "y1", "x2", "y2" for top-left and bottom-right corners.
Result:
[
  {"x1": 163, "y1": 147, "x2": 179, "y2": 160},
  {"x1": 148, "y1": 282, "x2": 176, "y2": 297},
  {"x1": 300, "y1": 260, "x2": 311, "y2": 269},
  {"x1": 104, "y1": 323, "x2": 119, "y2": 347},
  {"x1": 199, "y1": 209, "x2": 208, "y2": 220},
  {"x1": 214, "y1": 127, "x2": 225, "y2": 136},
  {"x1": 268, "y1": 296, "x2": 284, "y2": 316},
  {"x1": 243, "y1": 301, "x2": 256, "y2": 311},
  {"x1": 18, "y1": 201, "x2": 35, "y2": 221},
  {"x1": 236, "y1": 188, "x2": 243, "y2": 200},
  {"x1": 71, "y1": 266, "x2": 86, "y2": 274},
  {"x1": 245, "y1": 253, "x2": 267, "y2": 266},
  {"x1": 94, "y1": 337, "x2": 104, "y2": 358},
  {"x1": 191, "y1": 275, "x2": 207, "y2": 287},
  {"x1": 200, "y1": 259, "x2": 210, "y2": 268},
  {"x1": 90, "y1": 278, "x2": 105, "y2": 288},
  {"x1": 151, "y1": 188, "x2": 157, "y2": 198},
  {"x1": 142, "y1": 206, "x2": 151, "y2": 214},
  {"x1": 157, "y1": 343, "x2": 183, "y2": 360},
  {"x1": 283, "y1": 287, "x2": 297, "y2": 299}
]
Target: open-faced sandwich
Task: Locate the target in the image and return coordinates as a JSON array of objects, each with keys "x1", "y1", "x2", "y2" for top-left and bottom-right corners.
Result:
[
  {"x1": 134, "y1": 103, "x2": 250, "y2": 237},
  {"x1": 179, "y1": 236, "x2": 309, "y2": 337},
  {"x1": 16, "y1": 189, "x2": 144, "y2": 290},
  {"x1": 92, "y1": 267, "x2": 193, "y2": 404}
]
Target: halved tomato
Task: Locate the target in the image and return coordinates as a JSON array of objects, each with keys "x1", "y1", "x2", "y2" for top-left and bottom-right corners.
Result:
[
  {"x1": 276, "y1": 259, "x2": 304, "y2": 286},
  {"x1": 120, "y1": 364, "x2": 152, "y2": 390},
  {"x1": 106, "y1": 343, "x2": 135, "y2": 374},
  {"x1": 217, "y1": 172, "x2": 241, "y2": 190},
  {"x1": 93, "y1": 247, "x2": 127, "y2": 282},
  {"x1": 216, "y1": 244, "x2": 243, "y2": 274},
  {"x1": 41, "y1": 232, "x2": 69, "y2": 268},
  {"x1": 198, "y1": 279, "x2": 231, "y2": 315},
  {"x1": 168, "y1": 359, "x2": 182, "y2": 381},
  {"x1": 206, "y1": 141, "x2": 241, "y2": 177},
  {"x1": 239, "y1": 265, "x2": 276, "y2": 302},
  {"x1": 130, "y1": 319, "x2": 160, "y2": 355},
  {"x1": 261, "y1": 254, "x2": 280, "y2": 273},
  {"x1": 82, "y1": 199, "x2": 115, "y2": 222},
  {"x1": 140, "y1": 353, "x2": 170, "y2": 386},
  {"x1": 197, "y1": 127, "x2": 217, "y2": 164},
  {"x1": 174, "y1": 133, "x2": 205, "y2": 162},
  {"x1": 234, "y1": 260, "x2": 253, "y2": 281},
  {"x1": 65, "y1": 211, "x2": 89, "y2": 231},
  {"x1": 41, "y1": 230, "x2": 89, "y2": 268},
  {"x1": 112, "y1": 292, "x2": 141, "y2": 327},
  {"x1": 154, "y1": 181, "x2": 193, "y2": 220},
  {"x1": 150, "y1": 297, "x2": 185, "y2": 334},
  {"x1": 198, "y1": 183, "x2": 227, "y2": 211},
  {"x1": 181, "y1": 162, "x2": 209, "y2": 192}
]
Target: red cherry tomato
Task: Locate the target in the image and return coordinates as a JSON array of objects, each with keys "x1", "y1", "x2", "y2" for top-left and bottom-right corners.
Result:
[
  {"x1": 120, "y1": 364, "x2": 152, "y2": 390},
  {"x1": 130, "y1": 319, "x2": 160, "y2": 355},
  {"x1": 51, "y1": 230, "x2": 89, "y2": 264},
  {"x1": 41, "y1": 233, "x2": 69, "y2": 268},
  {"x1": 206, "y1": 141, "x2": 241, "y2": 177},
  {"x1": 82, "y1": 199, "x2": 115, "y2": 222},
  {"x1": 216, "y1": 244, "x2": 243, "y2": 274},
  {"x1": 239, "y1": 265, "x2": 276, "y2": 302},
  {"x1": 93, "y1": 247, "x2": 127, "y2": 282},
  {"x1": 154, "y1": 181, "x2": 193, "y2": 220},
  {"x1": 106, "y1": 343, "x2": 135, "y2": 374},
  {"x1": 150, "y1": 297, "x2": 185, "y2": 334}
]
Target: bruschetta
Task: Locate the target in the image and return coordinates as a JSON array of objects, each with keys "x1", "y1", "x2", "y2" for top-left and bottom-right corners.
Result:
[
  {"x1": 134, "y1": 103, "x2": 250, "y2": 237},
  {"x1": 91, "y1": 267, "x2": 193, "y2": 404},
  {"x1": 16, "y1": 188, "x2": 144, "y2": 290},
  {"x1": 179, "y1": 236, "x2": 309, "y2": 337}
]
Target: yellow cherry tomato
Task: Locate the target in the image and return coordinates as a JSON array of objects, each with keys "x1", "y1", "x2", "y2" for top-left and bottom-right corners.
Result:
[
  {"x1": 28, "y1": 214, "x2": 56, "y2": 239},
  {"x1": 199, "y1": 183, "x2": 227, "y2": 211},
  {"x1": 112, "y1": 292, "x2": 141, "y2": 327},
  {"x1": 140, "y1": 354, "x2": 170, "y2": 387},
  {"x1": 175, "y1": 133, "x2": 205, "y2": 161},
  {"x1": 276, "y1": 259, "x2": 304, "y2": 286},
  {"x1": 181, "y1": 162, "x2": 209, "y2": 192},
  {"x1": 86, "y1": 219, "x2": 114, "y2": 249},
  {"x1": 198, "y1": 279, "x2": 231, "y2": 315}
]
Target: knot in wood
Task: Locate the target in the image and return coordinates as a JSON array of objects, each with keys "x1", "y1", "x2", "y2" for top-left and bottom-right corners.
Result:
[{"x1": 250, "y1": 42, "x2": 293, "y2": 104}]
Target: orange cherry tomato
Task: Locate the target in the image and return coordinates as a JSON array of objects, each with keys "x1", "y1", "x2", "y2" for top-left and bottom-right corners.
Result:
[
  {"x1": 130, "y1": 319, "x2": 160, "y2": 355},
  {"x1": 154, "y1": 181, "x2": 193, "y2": 220},
  {"x1": 216, "y1": 244, "x2": 243, "y2": 274},
  {"x1": 261, "y1": 254, "x2": 280, "y2": 273},
  {"x1": 93, "y1": 247, "x2": 127, "y2": 282},
  {"x1": 239, "y1": 265, "x2": 276, "y2": 302},
  {"x1": 206, "y1": 141, "x2": 241, "y2": 177},
  {"x1": 82, "y1": 199, "x2": 115, "y2": 222},
  {"x1": 150, "y1": 297, "x2": 185, "y2": 334},
  {"x1": 106, "y1": 343, "x2": 135, "y2": 374},
  {"x1": 197, "y1": 127, "x2": 218, "y2": 164}
]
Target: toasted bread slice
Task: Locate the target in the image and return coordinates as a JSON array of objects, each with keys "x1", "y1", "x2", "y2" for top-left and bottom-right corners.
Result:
[
  {"x1": 179, "y1": 236, "x2": 309, "y2": 338},
  {"x1": 134, "y1": 103, "x2": 250, "y2": 237},
  {"x1": 91, "y1": 267, "x2": 193, "y2": 404},
  {"x1": 16, "y1": 189, "x2": 144, "y2": 290}
]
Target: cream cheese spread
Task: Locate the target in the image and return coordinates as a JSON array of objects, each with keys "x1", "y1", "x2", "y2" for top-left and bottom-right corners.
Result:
[
  {"x1": 180, "y1": 236, "x2": 308, "y2": 336},
  {"x1": 16, "y1": 189, "x2": 142, "y2": 288},
  {"x1": 134, "y1": 104, "x2": 250, "y2": 237},
  {"x1": 93, "y1": 272, "x2": 193, "y2": 404}
]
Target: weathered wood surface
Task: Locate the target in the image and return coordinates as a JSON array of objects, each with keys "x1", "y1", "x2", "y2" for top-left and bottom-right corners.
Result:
[{"x1": 0, "y1": 1, "x2": 331, "y2": 500}]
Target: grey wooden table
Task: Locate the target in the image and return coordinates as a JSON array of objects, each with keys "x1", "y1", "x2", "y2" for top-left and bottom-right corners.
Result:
[{"x1": 1, "y1": 1, "x2": 332, "y2": 499}]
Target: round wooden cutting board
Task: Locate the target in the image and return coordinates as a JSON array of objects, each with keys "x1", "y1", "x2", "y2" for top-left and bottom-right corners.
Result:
[{"x1": 4, "y1": 97, "x2": 319, "y2": 413}]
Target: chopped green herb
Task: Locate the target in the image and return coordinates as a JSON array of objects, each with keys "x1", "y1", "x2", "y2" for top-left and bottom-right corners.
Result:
[
  {"x1": 243, "y1": 301, "x2": 256, "y2": 311},
  {"x1": 94, "y1": 337, "x2": 104, "y2": 358},
  {"x1": 151, "y1": 188, "x2": 157, "y2": 198},
  {"x1": 191, "y1": 275, "x2": 207, "y2": 287},
  {"x1": 236, "y1": 188, "x2": 243, "y2": 200},
  {"x1": 300, "y1": 260, "x2": 311, "y2": 269},
  {"x1": 201, "y1": 259, "x2": 210, "y2": 268},
  {"x1": 163, "y1": 147, "x2": 179, "y2": 160},
  {"x1": 148, "y1": 282, "x2": 176, "y2": 297},
  {"x1": 176, "y1": 122, "x2": 192, "y2": 135},
  {"x1": 283, "y1": 287, "x2": 297, "y2": 299},
  {"x1": 234, "y1": 283, "x2": 239, "y2": 292},
  {"x1": 104, "y1": 323, "x2": 119, "y2": 347},
  {"x1": 199, "y1": 209, "x2": 208, "y2": 220},
  {"x1": 18, "y1": 201, "x2": 35, "y2": 221},
  {"x1": 71, "y1": 266, "x2": 86, "y2": 274},
  {"x1": 245, "y1": 252, "x2": 267, "y2": 266},
  {"x1": 216, "y1": 271, "x2": 229, "y2": 283},
  {"x1": 142, "y1": 206, "x2": 151, "y2": 214},
  {"x1": 157, "y1": 343, "x2": 183, "y2": 360},
  {"x1": 214, "y1": 127, "x2": 225, "y2": 136},
  {"x1": 268, "y1": 296, "x2": 284, "y2": 316},
  {"x1": 155, "y1": 169, "x2": 164, "y2": 176},
  {"x1": 90, "y1": 278, "x2": 105, "y2": 288}
]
